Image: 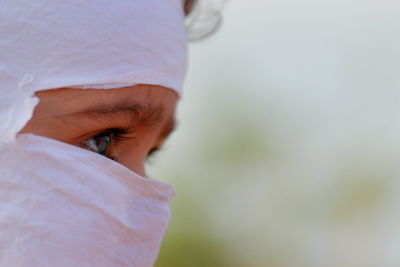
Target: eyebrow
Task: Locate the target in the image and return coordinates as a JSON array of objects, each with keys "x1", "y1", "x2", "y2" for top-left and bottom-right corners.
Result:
[
  {"x1": 74, "y1": 98, "x2": 159, "y2": 118},
  {"x1": 62, "y1": 97, "x2": 177, "y2": 140},
  {"x1": 71, "y1": 97, "x2": 165, "y2": 124}
]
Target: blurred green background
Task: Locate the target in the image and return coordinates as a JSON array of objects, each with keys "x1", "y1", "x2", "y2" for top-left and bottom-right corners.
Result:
[{"x1": 148, "y1": 1, "x2": 400, "y2": 266}]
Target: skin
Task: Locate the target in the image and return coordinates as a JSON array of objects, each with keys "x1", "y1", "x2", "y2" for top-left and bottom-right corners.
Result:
[{"x1": 19, "y1": 85, "x2": 179, "y2": 177}]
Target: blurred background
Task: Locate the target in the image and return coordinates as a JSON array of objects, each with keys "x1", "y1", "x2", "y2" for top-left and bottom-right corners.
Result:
[{"x1": 148, "y1": 0, "x2": 400, "y2": 266}]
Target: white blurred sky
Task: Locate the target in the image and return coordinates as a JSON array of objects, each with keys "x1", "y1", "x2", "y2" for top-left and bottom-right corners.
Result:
[
  {"x1": 151, "y1": 1, "x2": 400, "y2": 266},
  {"x1": 188, "y1": 0, "x2": 400, "y2": 116},
  {"x1": 169, "y1": 0, "x2": 400, "y2": 176}
]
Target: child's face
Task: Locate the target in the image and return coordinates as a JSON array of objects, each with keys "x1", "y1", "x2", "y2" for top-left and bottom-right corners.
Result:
[{"x1": 20, "y1": 85, "x2": 178, "y2": 177}]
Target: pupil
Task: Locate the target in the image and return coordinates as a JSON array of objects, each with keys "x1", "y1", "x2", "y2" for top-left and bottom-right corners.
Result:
[{"x1": 95, "y1": 134, "x2": 111, "y2": 155}]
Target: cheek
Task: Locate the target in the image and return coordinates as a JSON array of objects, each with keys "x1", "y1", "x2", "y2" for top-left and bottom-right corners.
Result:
[{"x1": 112, "y1": 138, "x2": 153, "y2": 177}]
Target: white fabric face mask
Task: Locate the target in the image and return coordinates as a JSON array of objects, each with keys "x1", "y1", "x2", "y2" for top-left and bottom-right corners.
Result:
[{"x1": 0, "y1": 134, "x2": 175, "y2": 267}]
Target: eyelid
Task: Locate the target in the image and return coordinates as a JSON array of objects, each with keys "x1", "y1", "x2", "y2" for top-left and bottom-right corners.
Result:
[
  {"x1": 78, "y1": 127, "x2": 133, "y2": 141},
  {"x1": 80, "y1": 127, "x2": 163, "y2": 162},
  {"x1": 79, "y1": 127, "x2": 134, "y2": 155}
]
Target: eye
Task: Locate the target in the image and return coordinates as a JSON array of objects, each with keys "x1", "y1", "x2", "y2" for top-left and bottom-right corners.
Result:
[
  {"x1": 81, "y1": 128, "x2": 161, "y2": 162},
  {"x1": 81, "y1": 128, "x2": 133, "y2": 159},
  {"x1": 83, "y1": 131, "x2": 112, "y2": 156}
]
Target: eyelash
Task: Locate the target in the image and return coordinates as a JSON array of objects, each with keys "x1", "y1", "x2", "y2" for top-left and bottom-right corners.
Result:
[{"x1": 82, "y1": 128, "x2": 160, "y2": 161}]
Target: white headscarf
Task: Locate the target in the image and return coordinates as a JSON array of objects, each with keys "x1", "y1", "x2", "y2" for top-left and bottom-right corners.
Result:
[{"x1": 0, "y1": 0, "x2": 188, "y2": 142}]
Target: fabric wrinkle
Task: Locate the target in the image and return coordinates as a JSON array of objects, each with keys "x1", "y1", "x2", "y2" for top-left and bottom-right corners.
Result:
[{"x1": 0, "y1": 134, "x2": 175, "y2": 266}]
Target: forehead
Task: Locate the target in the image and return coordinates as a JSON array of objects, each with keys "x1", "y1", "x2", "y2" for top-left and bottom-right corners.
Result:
[{"x1": 35, "y1": 85, "x2": 179, "y2": 115}]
